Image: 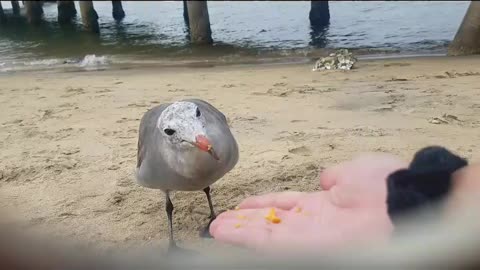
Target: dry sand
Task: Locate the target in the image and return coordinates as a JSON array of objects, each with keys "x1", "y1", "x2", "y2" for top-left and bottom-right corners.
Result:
[{"x1": 1, "y1": 56, "x2": 480, "y2": 252}]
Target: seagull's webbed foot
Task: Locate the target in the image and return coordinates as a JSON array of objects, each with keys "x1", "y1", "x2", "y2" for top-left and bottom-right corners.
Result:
[{"x1": 199, "y1": 217, "x2": 216, "y2": 238}]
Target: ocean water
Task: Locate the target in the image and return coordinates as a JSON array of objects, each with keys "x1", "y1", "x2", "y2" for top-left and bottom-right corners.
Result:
[{"x1": 0, "y1": 1, "x2": 470, "y2": 72}]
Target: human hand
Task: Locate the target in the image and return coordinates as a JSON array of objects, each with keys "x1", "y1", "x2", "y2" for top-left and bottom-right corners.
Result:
[{"x1": 210, "y1": 153, "x2": 407, "y2": 253}]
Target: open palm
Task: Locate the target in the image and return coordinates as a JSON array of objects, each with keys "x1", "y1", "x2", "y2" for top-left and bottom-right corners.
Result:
[{"x1": 210, "y1": 153, "x2": 408, "y2": 253}]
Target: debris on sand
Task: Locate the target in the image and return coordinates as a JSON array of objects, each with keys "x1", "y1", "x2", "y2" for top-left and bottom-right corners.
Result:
[
  {"x1": 428, "y1": 113, "x2": 462, "y2": 125},
  {"x1": 312, "y1": 49, "x2": 357, "y2": 71}
]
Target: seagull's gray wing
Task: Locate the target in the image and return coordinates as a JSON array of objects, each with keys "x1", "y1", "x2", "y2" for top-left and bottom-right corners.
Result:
[{"x1": 137, "y1": 103, "x2": 171, "y2": 169}]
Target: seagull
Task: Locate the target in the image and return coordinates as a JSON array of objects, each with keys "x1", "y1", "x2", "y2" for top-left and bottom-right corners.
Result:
[{"x1": 135, "y1": 98, "x2": 239, "y2": 250}]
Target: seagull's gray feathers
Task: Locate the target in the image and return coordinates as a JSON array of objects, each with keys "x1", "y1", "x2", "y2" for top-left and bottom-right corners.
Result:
[
  {"x1": 136, "y1": 102, "x2": 171, "y2": 170},
  {"x1": 135, "y1": 99, "x2": 238, "y2": 192}
]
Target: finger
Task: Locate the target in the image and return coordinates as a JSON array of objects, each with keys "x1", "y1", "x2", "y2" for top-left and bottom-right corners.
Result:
[
  {"x1": 448, "y1": 163, "x2": 480, "y2": 212},
  {"x1": 320, "y1": 153, "x2": 407, "y2": 190},
  {"x1": 211, "y1": 208, "x2": 289, "y2": 235},
  {"x1": 210, "y1": 219, "x2": 272, "y2": 250},
  {"x1": 318, "y1": 164, "x2": 341, "y2": 190},
  {"x1": 452, "y1": 163, "x2": 480, "y2": 192},
  {"x1": 237, "y1": 191, "x2": 305, "y2": 210},
  {"x1": 215, "y1": 208, "x2": 289, "y2": 223}
]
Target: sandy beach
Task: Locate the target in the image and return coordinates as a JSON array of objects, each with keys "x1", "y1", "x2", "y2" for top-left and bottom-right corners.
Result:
[{"x1": 1, "y1": 56, "x2": 480, "y2": 252}]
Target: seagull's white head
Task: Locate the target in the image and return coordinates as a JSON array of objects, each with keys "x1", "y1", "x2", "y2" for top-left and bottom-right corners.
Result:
[{"x1": 157, "y1": 101, "x2": 219, "y2": 160}]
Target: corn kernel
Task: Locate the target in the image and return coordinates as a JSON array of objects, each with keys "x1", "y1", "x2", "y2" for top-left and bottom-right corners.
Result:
[{"x1": 265, "y1": 208, "x2": 282, "y2": 224}]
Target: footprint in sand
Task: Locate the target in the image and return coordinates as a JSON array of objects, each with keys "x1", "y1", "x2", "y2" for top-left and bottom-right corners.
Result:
[
  {"x1": 125, "y1": 103, "x2": 149, "y2": 108},
  {"x1": 288, "y1": 146, "x2": 312, "y2": 156},
  {"x1": 55, "y1": 128, "x2": 79, "y2": 141},
  {"x1": 24, "y1": 87, "x2": 41, "y2": 92},
  {"x1": 168, "y1": 88, "x2": 185, "y2": 93},
  {"x1": 107, "y1": 164, "x2": 120, "y2": 171},
  {"x1": 372, "y1": 105, "x2": 394, "y2": 112},
  {"x1": 38, "y1": 108, "x2": 73, "y2": 121},
  {"x1": 95, "y1": 88, "x2": 113, "y2": 93},
  {"x1": 116, "y1": 175, "x2": 134, "y2": 188},
  {"x1": 383, "y1": 63, "x2": 411, "y2": 67},
  {"x1": 116, "y1": 117, "x2": 140, "y2": 124},
  {"x1": 58, "y1": 103, "x2": 79, "y2": 109},
  {"x1": 39, "y1": 109, "x2": 54, "y2": 120},
  {"x1": 61, "y1": 87, "x2": 86, "y2": 98},
  {"x1": 290, "y1": 119, "x2": 307, "y2": 123},
  {"x1": 107, "y1": 189, "x2": 135, "y2": 206},
  {"x1": 2, "y1": 119, "x2": 23, "y2": 126},
  {"x1": 61, "y1": 147, "x2": 80, "y2": 156},
  {"x1": 386, "y1": 77, "x2": 408, "y2": 82}
]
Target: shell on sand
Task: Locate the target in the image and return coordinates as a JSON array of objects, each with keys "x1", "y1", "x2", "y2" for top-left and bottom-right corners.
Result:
[{"x1": 312, "y1": 49, "x2": 357, "y2": 71}]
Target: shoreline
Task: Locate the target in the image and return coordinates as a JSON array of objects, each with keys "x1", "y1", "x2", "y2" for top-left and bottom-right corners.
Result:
[{"x1": 0, "y1": 51, "x2": 453, "y2": 76}]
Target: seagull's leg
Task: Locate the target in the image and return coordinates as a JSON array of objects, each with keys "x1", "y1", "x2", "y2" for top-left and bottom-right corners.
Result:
[
  {"x1": 165, "y1": 191, "x2": 177, "y2": 249},
  {"x1": 199, "y1": 186, "x2": 216, "y2": 238},
  {"x1": 204, "y1": 186, "x2": 216, "y2": 219},
  {"x1": 165, "y1": 192, "x2": 199, "y2": 256}
]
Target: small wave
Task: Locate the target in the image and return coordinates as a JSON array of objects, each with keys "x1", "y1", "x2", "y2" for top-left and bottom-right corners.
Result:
[
  {"x1": 79, "y1": 54, "x2": 109, "y2": 70},
  {"x1": 24, "y1": 59, "x2": 63, "y2": 66}
]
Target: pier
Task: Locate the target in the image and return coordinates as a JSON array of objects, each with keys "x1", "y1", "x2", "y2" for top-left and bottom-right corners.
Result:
[
  {"x1": 0, "y1": 1, "x2": 330, "y2": 45},
  {"x1": 0, "y1": 1, "x2": 478, "y2": 55}
]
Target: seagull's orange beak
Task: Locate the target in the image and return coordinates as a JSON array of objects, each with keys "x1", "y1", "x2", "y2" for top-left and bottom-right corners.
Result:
[{"x1": 195, "y1": 135, "x2": 220, "y2": 160}]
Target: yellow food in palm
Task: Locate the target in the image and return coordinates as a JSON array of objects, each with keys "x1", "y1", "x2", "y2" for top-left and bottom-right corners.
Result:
[{"x1": 265, "y1": 208, "x2": 281, "y2": 224}]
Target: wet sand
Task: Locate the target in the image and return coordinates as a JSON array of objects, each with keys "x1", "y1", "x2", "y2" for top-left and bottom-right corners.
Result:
[{"x1": 0, "y1": 55, "x2": 479, "y2": 252}]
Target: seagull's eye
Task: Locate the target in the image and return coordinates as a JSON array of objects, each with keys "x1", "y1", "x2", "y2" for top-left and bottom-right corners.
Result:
[
  {"x1": 196, "y1": 108, "x2": 201, "y2": 117},
  {"x1": 164, "y1": 129, "x2": 176, "y2": 136}
]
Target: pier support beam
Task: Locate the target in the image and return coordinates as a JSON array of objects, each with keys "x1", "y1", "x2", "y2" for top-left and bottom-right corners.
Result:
[
  {"x1": 112, "y1": 1, "x2": 125, "y2": 21},
  {"x1": 11, "y1": 1, "x2": 20, "y2": 16},
  {"x1": 79, "y1": 1, "x2": 99, "y2": 33},
  {"x1": 309, "y1": 1, "x2": 330, "y2": 28},
  {"x1": 57, "y1": 1, "x2": 77, "y2": 24},
  {"x1": 448, "y1": 1, "x2": 480, "y2": 56},
  {"x1": 0, "y1": 2, "x2": 5, "y2": 24},
  {"x1": 186, "y1": 1, "x2": 212, "y2": 44},
  {"x1": 25, "y1": 1, "x2": 44, "y2": 25},
  {"x1": 183, "y1": 0, "x2": 189, "y2": 28}
]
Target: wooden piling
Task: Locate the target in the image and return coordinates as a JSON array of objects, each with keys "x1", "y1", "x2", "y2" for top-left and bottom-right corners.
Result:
[
  {"x1": 186, "y1": 1, "x2": 213, "y2": 44},
  {"x1": 183, "y1": 0, "x2": 189, "y2": 28},
  {"x1": 112, "y1": 1, "x2": 125, "y2": 21},
  {"x1": 0, "y1": 2, "x2": 5, "y2": 24},
  {"x1": 57, "y1": 1, "x2": 77, "y2": 24},
  {"x1": 447, "y1": 1, "x2": 480, "y2": 56},
  {"x1": 11, "y1": 1, "x2": 20, "y2": 16},
  {"x1": 309, "y1": 1, "x2": 330, "y2": 28},
  {"x1": 79, "y1": 1, "x2": 99, "y2": 33},
  {"x1": 24, "y1": 1, "x2": 43, "y2": 25}
]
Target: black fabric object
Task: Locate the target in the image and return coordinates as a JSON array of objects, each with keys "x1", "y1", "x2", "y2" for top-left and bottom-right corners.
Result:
[{"x1": 386, "y1": 146, "x2": 468, "y2": 225}]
